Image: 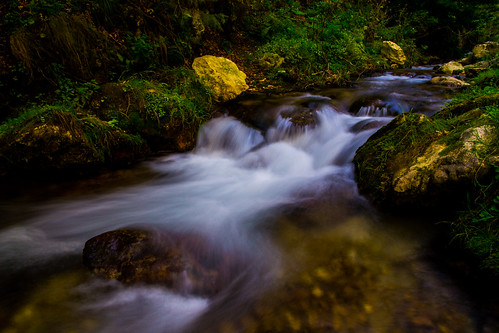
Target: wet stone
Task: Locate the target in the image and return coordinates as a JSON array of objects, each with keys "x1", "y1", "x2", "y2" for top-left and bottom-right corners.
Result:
[{"x1": 82, "y1": 227, "x2": 237, "y2": 296}]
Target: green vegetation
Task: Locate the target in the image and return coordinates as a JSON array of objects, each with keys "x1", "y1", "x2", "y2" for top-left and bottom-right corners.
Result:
[
  {"x1": 0, "y1": 0, "x2": 497, "y2": 177},
  {"x1": 447, "y1": 67, "x2": 499, "y2": 275}
]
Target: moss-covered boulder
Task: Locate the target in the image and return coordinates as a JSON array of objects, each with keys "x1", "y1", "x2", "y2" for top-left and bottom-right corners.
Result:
[
  {"x1": 437, "y1": 61, "x2": 465, "y2": 75},
  {"x1": 429, "y1": 76, "x2": 469, "y2": 87},
  {"x1": 354, "y1": 96, "x2": 499, "y2": 212},
  {"x1": 464, "y1": 61, "x2": 491, "y2": 77},
  {"x1": 0, "y1": 108, "x2": 146, "y2": 177},
  {"x1": 83, "y1": 227, "x2": 240, "y2": 296},
  {"x1": 472, "y1": 42, "x2": 499, "y2": 60},
  {"x1": 192, "y1": 55, "x2": 249, "y2": 103},
  {"x1": 381, "y1": 41, "x2": 407, "y2": 67}
]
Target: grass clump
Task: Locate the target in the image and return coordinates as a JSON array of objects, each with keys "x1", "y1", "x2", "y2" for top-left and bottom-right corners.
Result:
[
  {"x1": 0, "y1": 104, "x2": 145, "y2": 172},
  {"x1": 446, "y1": 66, "x2": 499, "y2": 275},
  {"x1": 115, "y1": 69, "x2": 213, "y2": 137},
  {"x1": 454, "y1": 166, "x2": 499, "y2": 275}
]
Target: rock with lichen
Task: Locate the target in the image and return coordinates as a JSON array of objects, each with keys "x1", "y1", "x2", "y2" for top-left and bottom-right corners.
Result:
[
  {"x1": 437, "y1": 61, "x2": 465, "y2": 75},
  {"x1": 354, "y1": 96, "x2": 499, "y2": 212},
  {"x1": 0, "y1": 110, "x2": 146, "y2": 177},
  {"x1": 192, "y1": 55, "x2": 249, "y2": 103},
  {"x1": 381, "y1": 41, "x2": 407, "y2": 67},
  {"x1": 472, "y1": 41, "x2": 499, "y2": 60},
  {"x1": 429, "y1": 76, "x2": 469, "y2": 87}
]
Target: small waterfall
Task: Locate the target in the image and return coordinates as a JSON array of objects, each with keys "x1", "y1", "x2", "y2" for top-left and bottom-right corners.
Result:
[
  {"x1": 195, "y1": 117, "x2": 264, "y2": 157},
  {"x1": 357, "y1": 105, "x2": 390, "y2": 117}
]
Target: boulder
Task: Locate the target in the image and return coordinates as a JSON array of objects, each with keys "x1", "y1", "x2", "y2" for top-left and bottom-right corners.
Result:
[
  {"x1": 472, "y1": 42, "x2": 499, "y2": 60},
  {"x1": 83, "y1": 227, "x2": 242, "y2": 296},
  {"x1": 0, "y1": 111, "x2": 146, "y2": 177},
  {"x1": 438, "y1": 61, "x2": 464, "y2": 75},
  {"x1": 381, "y1": 41, "x2": 407, "y2": 66},
  {"x1": 429, "y1": 76, "x2": 469, "y2": 87},
  {"x1": 464, "y1": 61, "x2": 490, "y2": 77},
  {"x1": 354, "y1": 103, "x2": 498, "y2": 213},
  {"x1": 192, "y1": 55, "x2": 249, "y2": 103}
]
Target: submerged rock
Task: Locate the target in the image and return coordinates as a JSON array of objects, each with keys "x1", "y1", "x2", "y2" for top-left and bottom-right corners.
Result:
[{"x1": 192, "y1": 55, "x2": 249, "y2": 103}]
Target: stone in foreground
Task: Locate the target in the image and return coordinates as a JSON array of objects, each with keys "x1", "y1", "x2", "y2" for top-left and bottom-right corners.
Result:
[{"x1": 83, "y1": 227, "x2": 225, "y2": 296}]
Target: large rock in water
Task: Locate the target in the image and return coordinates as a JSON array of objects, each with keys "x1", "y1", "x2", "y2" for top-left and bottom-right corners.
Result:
[
  {"x1": 429, "y1": 76, "x2": 469, "y2": 87},
  {"x1": 83, "y1": 227, "x2": 243, "y2": 296},
  {"x1": 381, "y1": 41, "x2": 407, "y2": 66},
  {"x1": 354, "y1": 95, "x2": 499, "y2": 213},
  {"x1": 192, "y1": 55, "x2": 249, "y2": 103},
  {"x1": 438, "y1": 61, "x2": 465, "y2": 75}
]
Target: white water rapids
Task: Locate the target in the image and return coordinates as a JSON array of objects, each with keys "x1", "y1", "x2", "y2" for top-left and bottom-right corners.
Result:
[{"x1": 2, "y1": 71, "x2": 495, "y2": 332}]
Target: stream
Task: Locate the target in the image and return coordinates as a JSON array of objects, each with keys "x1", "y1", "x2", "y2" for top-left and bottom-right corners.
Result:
[{"x1": 1, "y1": 68, "x2": 498, "y2": 332}]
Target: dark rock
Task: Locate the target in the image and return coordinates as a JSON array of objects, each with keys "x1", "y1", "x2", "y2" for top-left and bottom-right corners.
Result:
[
  {"x1": 280, "y1": 108, "x2": 315, "y2": 127},
  {"x1": 349, "y1": 119, "x2": 389, "y2": 133},
  {"x1": 83, "y1": 227, "x2": 242, "y2": 296}
]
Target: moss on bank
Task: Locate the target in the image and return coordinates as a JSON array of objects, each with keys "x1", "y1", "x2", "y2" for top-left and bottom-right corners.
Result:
[
  {"x1": 354, "y1": 66, "x2": 499, "y2": 275},
  {"x1": 0, "y1": 104, "x2": 147, "y2": 177},
  {"x1": 0, "y1": 68, "x2": 213, "y2": 177}
]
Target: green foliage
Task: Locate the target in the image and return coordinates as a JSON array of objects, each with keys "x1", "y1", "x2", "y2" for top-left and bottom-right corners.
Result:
[
  {"x1": 387, "y1": 0, "x2": 498, "y2": 59},
  {"x1": 81, "y1": 116, "x2": 144, "y2": 162},
  {"x1": 111, "y1": 69, "x2": 213, "y2": 136},
  {"x1": 55, "y1": 75, "x2": 99, "y2": 109},
  {"x1": 446, "y1": 68, "x2": 499, "y2": 105},
  {"x1": 248, "y1": 0, "x2": 420, "y2": 85},
  {"x1": 446, "y1": 62, "x2": 499, "y2": 275},
  {"x1": 2, "y1": 0, "x2": 79, "y2": 29},
  {"x1": 123, "y1": 76, "x2": 210, "y2": 128},
  {"x1": 122, "y1": 35, "x2": 159, "y2": 72},
  {"x1": 454, "y1": 166, "x2": 499, "y2": 275},
  {"x1": 0, "y1": 104, "x2": 60, "y2": 135}
]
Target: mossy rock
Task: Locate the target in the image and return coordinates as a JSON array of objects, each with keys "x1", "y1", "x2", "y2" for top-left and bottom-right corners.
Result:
[
  {"x1": 437, "y1": 61, "x2": 465, "y2": 75},
  {"x1": 429, "y1": 76, "x2": 469, "y2": 88},
  {"x1": 354, "y1": 102, "x2": 498, "y2": 213},
  {"x1": 0, "y1": 108, "x2": 147, "y2": 178}
]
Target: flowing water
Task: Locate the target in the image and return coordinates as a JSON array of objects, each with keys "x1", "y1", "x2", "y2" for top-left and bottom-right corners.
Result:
[{"x1": 1, "y1": 69, "x2": 498, "y2": 332}]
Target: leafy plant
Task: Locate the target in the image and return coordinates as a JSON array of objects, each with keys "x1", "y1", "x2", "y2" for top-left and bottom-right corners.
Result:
[{"x1": 55, "y1": 76, "x2": 99, "y2": 110}]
